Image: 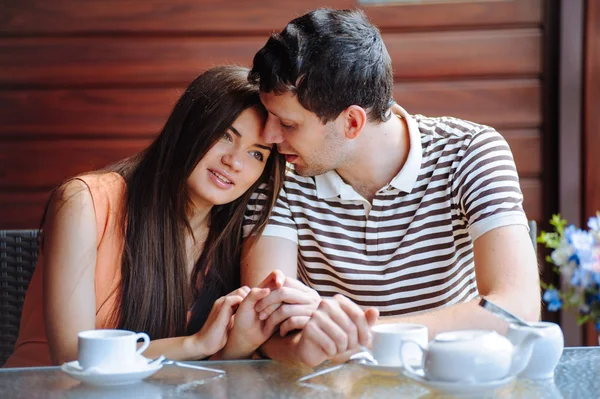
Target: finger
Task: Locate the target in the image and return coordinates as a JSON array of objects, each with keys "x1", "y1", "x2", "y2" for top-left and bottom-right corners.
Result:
[
  {"x1": 215, "y1": 295, "x2": 244, "y2": 327},
  {"x1": 320, "y1": 298, "x2": 360, "y2": 350},
  {"x1": 311, "y1": 305, "x2": 350, "y2": 354},
  {"x1": 334, "y1": 294, "x2": 371, "y2": 347},
  {"x1": 256, "y1": 286, "x2": 315, "y2": 313},
  {"x1": 263, "y1": 303, "x2": 313, "y2": 335},
  {"x1": 258, "y1": 303, "x2": 281, "y2": 321},
  {"x1": 304, "y1": 317, "x2": 338, "y2": 358},
  {"x1": 365, "y1": 307, "x2": 379, "y2": 326},
  {"x1": 238, "y1": 287, "x2": 271, "y2": 311},
  {"x1": 280, "y1": 277, "x2": 314, "y2": 292},
  {"x1": 257, "y1": 270, "x2": 285, "y2": 289},
  {"x1": 279, "y1": 316, "x2": 311, "y2": 336},
  {"x1": 227, "y1": 286, "x2": 251, "y2": 299}
]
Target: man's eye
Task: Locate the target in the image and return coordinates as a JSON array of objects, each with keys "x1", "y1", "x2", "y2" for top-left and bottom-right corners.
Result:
[{"x1": 280, "y1": 122, "x2": 294, "y2": 130}]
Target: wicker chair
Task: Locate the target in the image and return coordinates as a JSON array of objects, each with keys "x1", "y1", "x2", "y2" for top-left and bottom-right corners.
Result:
[{"x1": 0, "y1": 230, "x2": 39, "y2": 366}]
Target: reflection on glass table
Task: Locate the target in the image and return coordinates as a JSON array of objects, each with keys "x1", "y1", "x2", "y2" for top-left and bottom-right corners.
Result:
[{"x1": 0, "y1": 347, "x2": 598, "y2": 398}]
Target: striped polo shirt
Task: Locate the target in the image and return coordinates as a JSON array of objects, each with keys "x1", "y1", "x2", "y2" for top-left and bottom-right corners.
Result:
[{"x1": 244, "y1": 106, "x2": 528, "y2": 317}]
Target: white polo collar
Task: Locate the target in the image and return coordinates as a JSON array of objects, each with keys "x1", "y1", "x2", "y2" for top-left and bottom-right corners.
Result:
[{"x1": 314, "y1": 105, "x2": 422, "y2": 199}]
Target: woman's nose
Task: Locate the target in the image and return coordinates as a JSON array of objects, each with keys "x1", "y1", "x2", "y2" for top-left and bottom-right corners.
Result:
[{"x1": 222, "y1": 152, "x2": 242, "y2": 171}]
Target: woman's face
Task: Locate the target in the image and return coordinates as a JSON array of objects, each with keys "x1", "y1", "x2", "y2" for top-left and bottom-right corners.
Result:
[{"x1": 187, "y1": 106, "x2": 272, "y2": 209}]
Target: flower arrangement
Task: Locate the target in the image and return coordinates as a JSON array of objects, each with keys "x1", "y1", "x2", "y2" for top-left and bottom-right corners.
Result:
[{"x1": 539, "y1": 213, "x2": 600, "y2": 330}]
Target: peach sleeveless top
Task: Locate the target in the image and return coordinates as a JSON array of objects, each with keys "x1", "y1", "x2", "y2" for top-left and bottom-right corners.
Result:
[{"x1": 4, "y1": 172, "x2": 126, "y2": 367}]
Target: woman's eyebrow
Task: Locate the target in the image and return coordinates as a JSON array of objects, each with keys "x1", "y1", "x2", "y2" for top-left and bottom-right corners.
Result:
[
  {"x1": 254, "y1": 143, "x2": 272, "y2": 151},
  {"x1": 229, "y1": 126, "x2": 271, "y2": 151},
  {"x1": 229, "y1": 126, "x2": 242, "y2": 138}
]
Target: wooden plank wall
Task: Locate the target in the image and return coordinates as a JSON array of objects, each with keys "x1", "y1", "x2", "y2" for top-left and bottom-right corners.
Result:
[
  {"x1": 0, "y1": 0, "x2": 548, "y2": 229},
  {"x1": 585, "y1": 0, "x2": 600, "y2": 346}
]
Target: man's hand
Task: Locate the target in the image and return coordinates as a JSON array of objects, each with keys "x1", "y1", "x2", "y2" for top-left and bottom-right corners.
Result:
[
  {"x1": 296, "y1": 294, "x2": 379, "y2": 368},
  {"x1": 255, "y1": 276, "x2": 321, "y2": 337}
]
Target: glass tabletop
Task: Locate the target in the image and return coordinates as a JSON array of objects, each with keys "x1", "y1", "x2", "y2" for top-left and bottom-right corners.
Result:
[{"x1": 0, "y1": 347, "x2": 598, "y2": 398}]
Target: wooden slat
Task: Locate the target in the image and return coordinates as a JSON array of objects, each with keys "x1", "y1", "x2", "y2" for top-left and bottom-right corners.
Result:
[
  {"x1": 0, "y1": 0, "x2": 541, "y2": 35},
  {"x1": 585, "y1": 0, "x2": 600, "y2": 223},
  {"x1": 0, "y1": 178, "x2": 544, "y2": 230},
  {"x1": 0, "y1": 29, "x2": 541, "y2": 88},
  {"x1": 0, "y1": 191, "x2": 50, "y2": 230},
  {"x1": 0, "y1": 128, "x2": 540, "y2": 190},
  {"x1": 396, "y1": 79, "x2": 540, "y2": 129},
  {"x1": 521, "y1": 178, "x2": 543, "y2": 223},
  {"x1": 0, "y1": 139, "x2": 151, "y2": 190},
  {"x1": 502, "y1": 130, "x2": 541, "y2": 178},
  {"x1": 0, "y1": 89, "x2": 181, "y2": 137},
  {"x1": 0, "y1": 80, "x2": 540, "y2": 137},
  {"x1": 364, "y1": 0, "x2": 542, "y2": 30}
]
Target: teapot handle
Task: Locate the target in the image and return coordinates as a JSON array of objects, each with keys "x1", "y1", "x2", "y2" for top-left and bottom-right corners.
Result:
[{"x1": 399, "y1": 339, "x2": 425, "y2": 375}]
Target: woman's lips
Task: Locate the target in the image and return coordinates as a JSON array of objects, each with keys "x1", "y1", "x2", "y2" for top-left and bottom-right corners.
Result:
[{"x1": 208, "y1": 170, "x2": 234, "y2": 189}]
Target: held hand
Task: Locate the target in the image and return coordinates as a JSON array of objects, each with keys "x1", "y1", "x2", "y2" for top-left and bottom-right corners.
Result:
[
  {"x1": 218, "y1": 271, "x2": 286, "y2": 359},
  {"x1": 191, "y1": 286, "x2": 250, "y2": 357},
  {"x1": 296, "y1": 294, "x2": 379, "y2": 368},
  {"x1": 220, "y1": 287, "x2": 274, "y2": 359},
  {"x1": 255, "y1": 276, "x2": 321, "y2": 336}
]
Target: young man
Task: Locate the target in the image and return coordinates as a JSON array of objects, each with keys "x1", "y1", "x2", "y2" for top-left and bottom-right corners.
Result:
[{"x1": 242, "y1": 8, "x2": 540, "y2": 367}]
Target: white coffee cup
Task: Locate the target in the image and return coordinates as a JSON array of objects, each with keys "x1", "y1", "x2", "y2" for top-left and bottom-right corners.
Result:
[
  {"x1": 371, "y1": 323, "x2": 428, "y2": 367},
  {"x1": 78, "y1": 329, "x2": 150, "y2": 372}
]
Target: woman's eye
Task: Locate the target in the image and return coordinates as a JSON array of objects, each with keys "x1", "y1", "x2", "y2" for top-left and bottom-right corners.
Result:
[
  {"x1": 250, "y1": 151, "x2": 264, "y2": 162},
  {"x1": 222, "y1": 132, "x2": 233, "y2": 142}
]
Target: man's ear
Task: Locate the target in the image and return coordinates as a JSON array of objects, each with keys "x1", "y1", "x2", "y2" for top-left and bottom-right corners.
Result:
[{"x1": 342, "y1": 105, "x2": 367, "y2": 140}]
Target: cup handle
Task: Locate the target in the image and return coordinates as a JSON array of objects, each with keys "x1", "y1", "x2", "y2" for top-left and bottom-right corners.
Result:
[
  {"x1": 135, "y1": 332, "x2": 151, "y2": 355},
  {"x1": 399, "y1": 339, "x2": 425, "y2": 375}
]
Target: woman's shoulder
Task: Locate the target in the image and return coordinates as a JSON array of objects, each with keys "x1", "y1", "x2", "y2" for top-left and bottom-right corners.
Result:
[
  {"x1": 75, "y1": 172, "x2": 126, "y2": 192},
  {"x1": 51, "y1": 172, "x2": 126, "y2": 224}
]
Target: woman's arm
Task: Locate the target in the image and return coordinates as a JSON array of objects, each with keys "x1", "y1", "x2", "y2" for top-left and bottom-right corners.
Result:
[
  {"x1": 43, "y1": 179, "x2": 251, "y2": 364},
  {"x1": 43, "y1": 179, "x2": 98, "y2": 365}
]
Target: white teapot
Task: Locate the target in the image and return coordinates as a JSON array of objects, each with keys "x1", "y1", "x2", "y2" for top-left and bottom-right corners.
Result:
[{"x1": 400, "y1": 329, "x2": 543, "y2": 383}]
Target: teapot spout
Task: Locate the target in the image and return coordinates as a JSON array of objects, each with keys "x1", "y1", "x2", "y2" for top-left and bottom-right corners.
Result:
[{"x1": 508, "y1": 328, "x2": 544, "y2": 376}]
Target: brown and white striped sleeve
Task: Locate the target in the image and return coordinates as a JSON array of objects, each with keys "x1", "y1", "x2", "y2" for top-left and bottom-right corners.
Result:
[
  {"x1": 243, "y1": 183, "x2": 298, "y2": 243},
  {"x1": 453, "y1": 128, "x2": 529, "y2": 240}
]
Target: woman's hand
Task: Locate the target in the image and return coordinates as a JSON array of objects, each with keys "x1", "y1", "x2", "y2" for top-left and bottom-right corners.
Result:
[
  {"x1": 217, "y1": 270, "x2": 285, "y2": 359},
  {"x1": 189, "y1": 286, "x2": 250, "y2": 358}
]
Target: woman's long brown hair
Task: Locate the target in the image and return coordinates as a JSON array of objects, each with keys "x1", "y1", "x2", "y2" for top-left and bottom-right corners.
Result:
[{"x1": 42, "y1": 66, "x2": 285, "y2": 340}]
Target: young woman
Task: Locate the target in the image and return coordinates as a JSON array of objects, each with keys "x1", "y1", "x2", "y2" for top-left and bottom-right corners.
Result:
[{"x1": 4, "y1": 66, "x2": 286, "y2": 367}]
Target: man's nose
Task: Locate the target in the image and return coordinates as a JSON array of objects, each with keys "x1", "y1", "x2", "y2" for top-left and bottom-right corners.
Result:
[
  {"x1": 263, "y1": 117, "x2": 284, "y2": 144},
  {"x1": 221, "y1": 152, "x2": 242, "y2": 171}
]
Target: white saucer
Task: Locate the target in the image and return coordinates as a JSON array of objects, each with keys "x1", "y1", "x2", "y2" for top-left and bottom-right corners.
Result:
[
  {"x1": 61, "y1": 357, "x2": 162, "y2": 387},
  {"x1": 402, "y1": 368, "x2": 515, "y2": 396}
]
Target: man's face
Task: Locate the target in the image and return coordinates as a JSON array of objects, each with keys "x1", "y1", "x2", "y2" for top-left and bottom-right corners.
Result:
[{"x1": 259, "y1": 91, "x2": 345, "y2": 177}]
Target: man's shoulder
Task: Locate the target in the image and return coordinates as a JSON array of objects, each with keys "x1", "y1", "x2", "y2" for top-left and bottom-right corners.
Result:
[{"x1": 412, "y1": 114, "x2": 495, "y2": 141}]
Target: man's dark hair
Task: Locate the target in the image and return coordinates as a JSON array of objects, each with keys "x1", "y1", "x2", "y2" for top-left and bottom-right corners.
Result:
[{"x1": 249, "y1": 8, "x2": 394, "y2": 123}]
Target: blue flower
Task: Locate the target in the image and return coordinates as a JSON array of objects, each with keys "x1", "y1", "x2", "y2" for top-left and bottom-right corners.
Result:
[
  {"x1": 570, "y1": 268, "x2": 596, "y2": 289},
  {"x1": 543, "y1": 289, "x2": 563, "y2": 312},
  {"x1": 569, "y1": 229, "x2": 595, "y2": 252},
  {"x1": 564, "y1": 225, "x2": 577, "y2": 244}
]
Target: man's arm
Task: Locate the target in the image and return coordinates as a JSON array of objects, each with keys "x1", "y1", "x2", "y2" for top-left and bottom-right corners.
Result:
[
  {"x1": 376, "y1": 223, "x2": 541, "y2": 338},
  {"x1": 241, "y1": 235, "x2": 308, "y2": 362}
]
